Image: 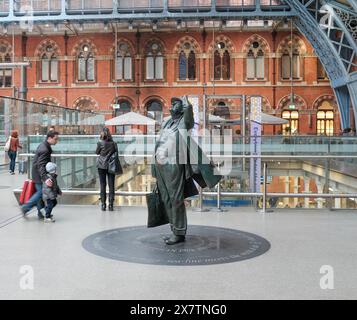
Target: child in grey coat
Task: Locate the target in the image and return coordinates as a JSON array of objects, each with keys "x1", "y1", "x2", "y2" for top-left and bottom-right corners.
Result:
[{"x1": 42, "y1": 162, "x2": 62, "y2": 223}]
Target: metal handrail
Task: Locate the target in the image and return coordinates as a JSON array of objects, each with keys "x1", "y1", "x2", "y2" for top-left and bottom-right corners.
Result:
[
  {"x1": 18, "y1": 153, "x2": 357, "y2": 159},
  {"x1": 16, "y1": 152, "x2": 357, "y2": 212},
  {"x1": 14, "y1": 189, "x2": 357, "y2": 198},
  {"x1": 12, "y1": 189, "x2": 357, "y2": 199}
]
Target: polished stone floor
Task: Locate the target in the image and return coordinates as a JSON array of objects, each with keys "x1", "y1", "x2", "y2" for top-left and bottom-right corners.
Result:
[{"x1": 0, "y1": 168, "x2": 357, "y2": 300}]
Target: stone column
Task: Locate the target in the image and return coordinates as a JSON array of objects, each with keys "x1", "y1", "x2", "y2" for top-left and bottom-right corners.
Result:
[
  {"x1": 284, "y1": 176, "x2": 290, "y2": 207},
  {"x1": 334, "y1": 197, "x2": 341, "y2": 209},
  {"x1": 304, "y1": 177, "x2": 310, "y2": 208},
  {"x1": 293, "y1": 176, "x2": 299, "y2": 207},
  {"x1": 316, "y1": 180, "x2": 324, "y2": 209},
  {"x1": 332, "y1": 184, "x2": 341, "y2": 209}
]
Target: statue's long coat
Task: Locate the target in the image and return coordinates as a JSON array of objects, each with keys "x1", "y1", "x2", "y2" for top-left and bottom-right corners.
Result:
[{"x1": 152, "y1": 104, "x2": 221, "y2": 235}]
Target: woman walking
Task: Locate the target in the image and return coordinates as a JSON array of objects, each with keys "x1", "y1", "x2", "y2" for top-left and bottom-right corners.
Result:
[
  {"x1": 96, "y1": 128, "x2": 121, "y2": 211},
  {"x1": 7, "y1": 130, "x2": 22, "y2": 175}
]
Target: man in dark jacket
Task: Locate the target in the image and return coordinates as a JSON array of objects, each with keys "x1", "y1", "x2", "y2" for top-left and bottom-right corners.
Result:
[{"x1": 21, "y1": 131, "x2": 59, "y2": 218}]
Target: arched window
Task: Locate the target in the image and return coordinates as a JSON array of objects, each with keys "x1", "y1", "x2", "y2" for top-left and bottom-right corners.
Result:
[
  {"x1": 40, "y1": 45, "x2": 58, "y2": 82},
  {"x1": 77, "y1": 44, "x2": 95, "y2": 82},
  {"x1": 114, "y1": 99, "x2": 131, "y2": 134},
  {"x1": 317, "y1": 58, "x2": 328, "y2": 80},
  {"x1": 145, "y1": 41, "x2": 164, "y2": 80},
  {"x1": 246, "y1": 41, "x2": 265, "y2": 80},
  {"x1": 146, "y1": 99, "x2": 163, "y2": 133},
  {"x1": 282, "y1": 110, "x2": 299, "y2": 135},
  {"x1": 36, "y1": 40, "x2": 61, "y2": 83},
  {"x1": 213, "y1": 41, "x2": 231, "y2": 80},
  {"x1": 316, "y1": 100, "x2": 334, "y2": 136},
  {"x1": 39, "y1": 97, "x2": 60, "y2": 106},
  {"x1": 213, "y1": 101, "x2": 230, "y2": 119},
  {"x1": 279, "y1": 36, "x2": 305, "y2": 80},
  {"x1": 74, "y1": 97, "x2": 98, "y2": 112},
  {"x1": 114, "y1": 42, "x2": 133, "y2": 81},
  {"x1": 178, "y1": 41, "x2": 196, "y2": 80},
  {"x1": 281, "y1": 50, "x2": 300, "y2": 80},
  {"x1": 0, "y1": 42, "x2": 12, "y2": 87}
]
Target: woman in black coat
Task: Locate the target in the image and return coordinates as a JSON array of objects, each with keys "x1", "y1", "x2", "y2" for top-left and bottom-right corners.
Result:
[{"x1": 96, "y1": 128, "x2": 117, "y2": 211}]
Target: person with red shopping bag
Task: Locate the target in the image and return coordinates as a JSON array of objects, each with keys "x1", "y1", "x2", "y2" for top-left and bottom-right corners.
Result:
[{"x1": 21, "y1": 131, "x2": 59, "y2": 219}]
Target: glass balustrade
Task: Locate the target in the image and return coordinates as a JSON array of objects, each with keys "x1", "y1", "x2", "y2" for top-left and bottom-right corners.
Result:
[
  {"x1": 14, "y1": 0, "x2": 61, "y2": 14},
  {"x1": 67, "y1": 0, "x2": 113, "y2": 13},
  {"x1": 117, "y1": 0, "x2": 164, "y2": 12},
  {"x1": 18, "y1": 133, "x2": 357, "y2": 210},
  {"x1": 0, "y1": 0, "x2": 9, "y2": 15},
  {"x1": 216, "y1": 0, "x2": 256, "y2": 11},
  {"x1": 0, "y1": 96, "x2": 105, "y2": 150},
  {"x1": 1, "y1": 0, "x2": 293, "y2": 16},
  {"x1": 168, "y1": 0, "x2": 211, "y2": 11}
]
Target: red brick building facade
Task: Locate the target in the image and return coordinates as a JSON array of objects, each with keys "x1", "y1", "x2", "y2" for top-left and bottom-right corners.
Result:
[{"x1": 0, "y1": 29, "x2": 340, "y2": 135}]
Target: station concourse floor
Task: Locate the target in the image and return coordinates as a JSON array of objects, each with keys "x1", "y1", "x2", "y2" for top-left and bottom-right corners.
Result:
[{"x1": 0, "y1": 167, "x2": 357, "y2": 300}]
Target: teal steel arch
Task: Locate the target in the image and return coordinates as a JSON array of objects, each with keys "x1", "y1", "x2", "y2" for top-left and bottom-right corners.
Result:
[
  {"x1": 0, "y1": 0, "x2": 356, "y2": 128},
  {"x1": 284, "y1": 0, "x2": 357, "y2": 129}
]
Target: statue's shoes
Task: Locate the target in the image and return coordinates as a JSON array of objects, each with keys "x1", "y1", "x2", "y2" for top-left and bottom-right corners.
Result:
[
  {"x1": 165, "y1": 235, "x2": 186, "y2": 245},
  {"x1": 162, "y1": 235, "x2": 170, "y2": 241}
]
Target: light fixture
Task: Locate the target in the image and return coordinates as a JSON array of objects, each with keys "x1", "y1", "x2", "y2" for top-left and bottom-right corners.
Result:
[
  {"x1": 221, "y1": 20, "x2": 227, "y2": 29},
  {"x1": 54, "y1": 24, "x2": 59, "y2": 32},
  {"x1": 128, "y1": 20, "x2": 133, "y2": 30},
  {"x1": 177, "y1": 20, "x2": 182, "y2": 30},
  {"x1": 283, "y1": 18, "x2": 289, "y2": 29},
  {"x1": 3, "y1": 24, "x2": 8, "y2": 35},
  {"x1": 104, "y1": 22, "x2": 109, "y2": 31},
  {"x1": 263, "y1": 20, "x2": 269, "y2": 28},
  {"x1": 199, "y1": 19, "x2": 204, "y2": 29},
  {"x1": 79, "y1": 23, "x2": 84, "y2": 31},
  {"x1": 243, "y1": 18, "x2": 248, "y2": 27},
  {"x1": 152, "y1": 20, "x2": 158, "y2": 30}
]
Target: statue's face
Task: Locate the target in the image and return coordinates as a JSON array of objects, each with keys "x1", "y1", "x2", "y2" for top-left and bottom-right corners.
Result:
[{"x1": 170, "y1": 99, "x2": 183, "y2": 116}]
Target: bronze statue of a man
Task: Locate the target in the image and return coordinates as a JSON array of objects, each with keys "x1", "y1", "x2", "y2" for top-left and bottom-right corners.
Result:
[{"x1": 152, "y1": 96, "x2": 222, "y2": 245}]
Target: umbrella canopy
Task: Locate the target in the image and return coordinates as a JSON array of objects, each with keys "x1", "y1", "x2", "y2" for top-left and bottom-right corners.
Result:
[
  {"x1": 208, "y1": 114, "x2": 226, "y2": 122},
  {"x1": 257, "y1": 113, "x2": 288, "y2": 125},
  {"x1": 105, "y1": 111, "x2": 157, "y2": 126},
  {"x1": 208, "y1": 114, "x2": 241, "y2": 125}
]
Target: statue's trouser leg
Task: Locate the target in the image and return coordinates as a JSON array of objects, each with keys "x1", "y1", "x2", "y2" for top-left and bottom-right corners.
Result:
[
  {"x1": 170, "y1": 199, "x2": 187, "y2": 236},
  {"x1": 156, "y1": 164, "x2": 187, "y2": 236}
]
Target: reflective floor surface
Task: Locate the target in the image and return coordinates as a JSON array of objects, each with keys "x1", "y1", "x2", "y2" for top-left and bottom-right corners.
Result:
[{"x1": 0, "y1": 165, "x2": 357, "y2": 299}]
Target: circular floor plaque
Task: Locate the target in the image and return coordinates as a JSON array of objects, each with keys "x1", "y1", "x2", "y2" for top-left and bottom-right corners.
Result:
[{"x1": 82, "y1": 225, "x2": 270, "y2": 266}]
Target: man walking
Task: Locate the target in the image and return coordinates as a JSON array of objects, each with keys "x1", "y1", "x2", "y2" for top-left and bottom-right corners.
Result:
[{"x1": 21, "y1": 131, "x2": 59, "y2": 219}]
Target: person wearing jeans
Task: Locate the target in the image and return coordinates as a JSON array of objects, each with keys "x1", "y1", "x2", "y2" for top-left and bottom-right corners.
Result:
[
  {"x1": 98, "y1": 168, "x2": 115, "y2": 211},
  {"x1": 21, "y1": 183, "x2": 44, "y2": 215},
  {"x1": 8, "y1": 150, "x2": 17, "y2": 173},
  {"x1": 96, "y1": 128, "x2": 118, "y2": 211},
  {"x1": 21, "y1": 131, "x2": 59, "y2": 218},
  {"x1": 7, "y1": 130, "x2": 22, "y2": 175}
]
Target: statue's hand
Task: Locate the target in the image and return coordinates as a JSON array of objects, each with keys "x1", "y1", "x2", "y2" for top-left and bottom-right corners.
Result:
[{"x1": 181, "y1": 96, "x2": 190, "y2": 109}]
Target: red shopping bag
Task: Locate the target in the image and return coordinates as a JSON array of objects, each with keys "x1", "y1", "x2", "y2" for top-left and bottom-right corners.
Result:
[
  {"x1": 19, "y1": 180, "x2": 29, "y2": 205},
  {"x1": 23, "y1": 180, "x2": 36, "y2": 204}
]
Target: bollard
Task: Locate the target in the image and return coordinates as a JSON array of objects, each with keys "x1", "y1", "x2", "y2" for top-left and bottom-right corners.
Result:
[
  {"x1": 210, "y1": 162, "x2": 227, "y2": 212},
  {"x1": 193, "y1": 186, "x2": 209, "y2": 212}
]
